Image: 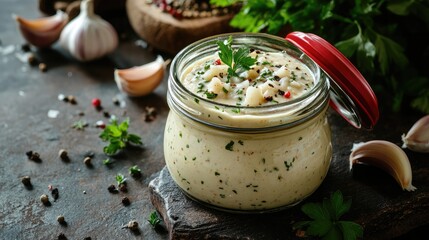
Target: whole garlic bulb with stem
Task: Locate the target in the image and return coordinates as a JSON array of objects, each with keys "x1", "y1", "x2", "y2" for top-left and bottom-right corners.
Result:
[{"x1": 59, "y1": 0, "x2": 118, "y2": 61}]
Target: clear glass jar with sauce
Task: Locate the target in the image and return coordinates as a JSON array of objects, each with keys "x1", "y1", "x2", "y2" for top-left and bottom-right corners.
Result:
[{"x1": 164, "y1": 32, "x2": 378, "y2": 213}]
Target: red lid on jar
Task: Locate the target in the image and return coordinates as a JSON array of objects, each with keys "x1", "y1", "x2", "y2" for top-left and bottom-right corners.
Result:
[{"x1": 285, "y1": 31, "x2": 379, "y2": 129}]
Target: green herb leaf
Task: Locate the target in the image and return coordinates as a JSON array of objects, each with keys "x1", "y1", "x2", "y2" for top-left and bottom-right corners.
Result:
[
  {"x1": 115, "y1": 173, "x2": 127, "y2": 185},
  {"x1": 338, "y1": 221, "x2": 364, "y2": 240},
  {"x1": 99, "y1": 118, "x2": 142, "y2": 155},
  {"x1": 129, "y1": 165, "x2": 141, "y2": 175},
  {"x1": 204, "y1": 91, "x2": 218, "y2": 99},
  {"x1": 294, "y1": 190, "x2": 363, "y2": 240},
  {"x1": 216, "y1": 36, "x2": 256, "y2": 78},
  {"x1": 148, "y1": 210, "x2": 162, "y2": 228}
]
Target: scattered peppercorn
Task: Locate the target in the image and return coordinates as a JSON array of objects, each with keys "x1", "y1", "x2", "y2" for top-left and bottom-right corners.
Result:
[
  {"x1": 68, "y1": 95, "x2": 77, "y2": 104},
  {"x1": 21, "y1": 176, "x2": 32, "y2": 187},
  {"x1": 27, "y1": 53, "x2": 37, "y2": 66},
  {"x1": 91, "y1": 98, "x2": 101, "y2": 108},
  {"x1": 26, "y1": 151, "x2": 41, "y2": 162},
  {"x1": 40, "y1": 194, "x2": 50, "y2": 205},
  {"x1": 107, "y1": 184, "x2": 118, "y2": 193},
  {"x1": 127, "y1": 220, "x2": 139, "y2": 231},
  {"x1": 122, "y1": 196, "x2": 131, "y2": 206},
  {"x1": 38, "y1": 63, "x2": 47, "y2": 72},
  {"x1": 112, "y1": 97, "x2": 120, "y2": 106},
  {"x1": 58, "y1": 149, "x2": 69, "y2": 161},
  {"x1": 144, "y1": 106, "x2": 157, "y2": 122},
  {"x1": 21, "y1": 43, "x2": 31, "y2": 52},
  {"x1": 51, "y1": 188, "x2": 59, "y2": 201},
  {"x1": 103, "y1": 111, "x2": 110, "y2": 118},
  {"x1": 58, "y1": 233, "x2": 67, "y2": 240},
  {"x1": 57, "y1": 215, "x2": 66, "y2": 225},
  {"x1": 83, "y1": 157, "x2": 92, "y2": 166},
  {"x1": 118, "y1": 183, "x2": 127, "y2": 193}
]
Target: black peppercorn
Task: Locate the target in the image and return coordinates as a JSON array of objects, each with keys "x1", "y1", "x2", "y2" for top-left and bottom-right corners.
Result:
[
  {"x1": 107, "y1": 184, "x2": 117, "y2": 193},
  {"x1": 21, "y1": 176, "x2": 32, "y2": 187},
  {"x1": 51, "y1": 188, "x2": 59, "y2": 201},
  {"x1": 59, "y1": 149, "x2": 69, "y2": 161},
  {"x1": 57, "y1": 215, "x2": 66, "y2": 224},
  {"x1": 122, "y1": 197, "x2": 130, "y2": 206},
  {"x1": 58, "y1": 233, "x2": 67, "y2": 240},
  {"x1": 40, "y1": 194, "x2": 50, "y2": 205}
]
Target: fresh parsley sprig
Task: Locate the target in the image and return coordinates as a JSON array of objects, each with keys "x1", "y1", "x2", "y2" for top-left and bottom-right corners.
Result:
[
  {"x1": 99, "y1": 118, "x2": 142, "y2": 155},
  {"x1": 148, "y1": 210, "x2": 162, "y2": 228},
  {"x1": 216, "y1": 36, "x2": 257, "y2": 79},
  {"x1": 293, "y1": 190, "x2": 363, "y2": 240}
]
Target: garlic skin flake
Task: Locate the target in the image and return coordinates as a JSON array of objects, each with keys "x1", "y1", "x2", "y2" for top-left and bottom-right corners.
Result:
[
  {"x1": 402, "y1": 115, "x2": 429, "y2": 153},
  {"x1": 114, "y1": 55, "x2": 168, "y2": 97},
  {"x1": 350, "y1": 140, "x2": 416, "y2": 192},
  {"x1": 13, "y1": 10, "x2": 68, "y2": 48},
  {"x1": 59, "y1": 0, "x2": 118, "y2": 61}
]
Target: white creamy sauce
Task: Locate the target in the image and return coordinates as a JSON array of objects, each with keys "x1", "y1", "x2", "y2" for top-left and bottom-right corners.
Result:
[
  {"x1": 182, "y1": 51, "x2": 314, "y2": 106},
  {"x1": 164, "y1": 48, "x2": 331, "y2": 211}
]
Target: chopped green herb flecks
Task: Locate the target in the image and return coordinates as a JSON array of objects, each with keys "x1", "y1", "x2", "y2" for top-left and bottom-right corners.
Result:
[
  {"x1": 204, "y1": 91, "x2": 218, "y2": 99},
  {"x1": 225, "y1": 141, "x2": 234, "y2": 151},
  {"x1": 238, "y1": 140, "x2": 244, "y2": 145},
  {"x1": 194, "y1": 98, "x2": 200, "y2": 104},
  {"x1": 215, "y1": 171, "x2": 220, "y2": 176}
]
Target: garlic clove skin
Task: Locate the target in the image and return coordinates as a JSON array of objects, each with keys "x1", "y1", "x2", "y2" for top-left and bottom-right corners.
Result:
[
  {"x1": 402, "y1": 115, "x2": 429, "y2": 153},
  {"x1": 59, "y1": 0, "x2": 118, "y2": 61},
  {"x1": 13, "y1": 10, "x2": 68, "y2": 48},
  {"x1": 114, "y1": 55, "x2": 168, "y2": 97},
  {"x1": 350, "y1": 140, "x2": 416, "y2": 192}
]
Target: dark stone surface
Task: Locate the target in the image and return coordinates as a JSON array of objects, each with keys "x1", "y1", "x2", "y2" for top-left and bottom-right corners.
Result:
[
  {"x1": 149, "y1": 112, "x2": 429, "y2": 240},
  {"x1": 1, "y1": 1, "x2": 428, "y2": 240}
]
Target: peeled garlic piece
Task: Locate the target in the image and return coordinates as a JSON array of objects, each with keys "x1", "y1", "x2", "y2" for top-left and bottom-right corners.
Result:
[
  {"x1": 402, "y1": 115, "x2": 429, "y2": 153},
  {"x1": 114, "y1": 55, "x2": 168, "y2": 97},
  {"x1": 350, "y1": 140, "x2": 416, "y2": 191},
  {"x1": 13, "y1": 10, "x2": 68, "y2": 48}
]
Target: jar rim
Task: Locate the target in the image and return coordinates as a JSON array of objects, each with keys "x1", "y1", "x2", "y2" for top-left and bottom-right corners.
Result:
[{"x1": 168, "y1": 32, "x2": 330, "y2": 131}]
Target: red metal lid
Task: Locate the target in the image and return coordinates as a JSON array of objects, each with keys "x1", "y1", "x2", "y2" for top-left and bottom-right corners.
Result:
[{"x1": 285, "y1": 31, "x2": 379, "y2": 129}]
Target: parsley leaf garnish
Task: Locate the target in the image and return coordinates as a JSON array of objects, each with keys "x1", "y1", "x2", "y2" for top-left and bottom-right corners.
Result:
[
  {"x1": 115, "y1": 173, "x2": 127, "y2": 185},
  {"x1": 99, "y1": 118, "x2": 142, "y2": 155},
  {"x1": 148, "y1": 210, "x2": 162, "y2": 228},
  {"x1": 225, "y1": 140, "x2": 235, "y2": 151},
  {"x1": 216, "y1": 36, "x2": 256, "y2": 79},
  {"x1": 293, "y1": 190, "x2": 363, "y2": 240}
]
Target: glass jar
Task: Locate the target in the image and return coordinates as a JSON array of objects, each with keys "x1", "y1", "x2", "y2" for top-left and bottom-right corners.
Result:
[{"x1": 164, "y1": 33, "x2": 377, "y2": 213}]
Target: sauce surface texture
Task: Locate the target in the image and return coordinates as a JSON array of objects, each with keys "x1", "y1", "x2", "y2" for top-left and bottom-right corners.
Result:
[{"x1": 182, "y1": 50, "x2": 315, "y2": 106}]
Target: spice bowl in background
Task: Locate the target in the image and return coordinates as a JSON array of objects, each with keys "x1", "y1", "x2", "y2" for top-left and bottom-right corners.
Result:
[{"x1": 163, "y1": 33, "x2": 379, "y2": 213}]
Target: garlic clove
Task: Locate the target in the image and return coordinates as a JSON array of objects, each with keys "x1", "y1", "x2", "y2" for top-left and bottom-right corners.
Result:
[
  {"x1": 402, "y1": 115, "x2": 429, "y2": 153},
  {"x1": 350, "y1": 140, "x2": 416, "y2": 191},
  {"x1": 114, "y1": 55, "x2": 168, "y2": 97},
  {"x1": 13, "y1": 10, "x2": 68, "y2": 48}
]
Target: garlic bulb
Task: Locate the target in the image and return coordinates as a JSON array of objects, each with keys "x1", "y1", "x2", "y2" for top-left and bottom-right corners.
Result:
[
  {"x1": 402, "y1": 115, "x2": 429, "y2": 153},
  {"x1": 114, "y1": 56, "x2": 169, "y2": 97},
  {"x1": 350, "y1": 140, "x2": 416, "y2": 191},
  {"x1": 13, "y1": 10, "x2": 68, "y2": 48},
  {"x1": 59, "y1": 0, "x2": 118, "y2": 61}
]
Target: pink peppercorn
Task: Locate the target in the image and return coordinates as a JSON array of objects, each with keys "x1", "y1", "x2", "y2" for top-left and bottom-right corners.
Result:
[{"x1": 92, "y1": 98, "x2": 101, "y2": 107}]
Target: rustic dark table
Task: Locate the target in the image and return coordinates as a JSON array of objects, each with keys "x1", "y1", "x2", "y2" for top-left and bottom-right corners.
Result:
[{"x1": 1, "y1": 1, "x2": 428, "y2": 240}]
